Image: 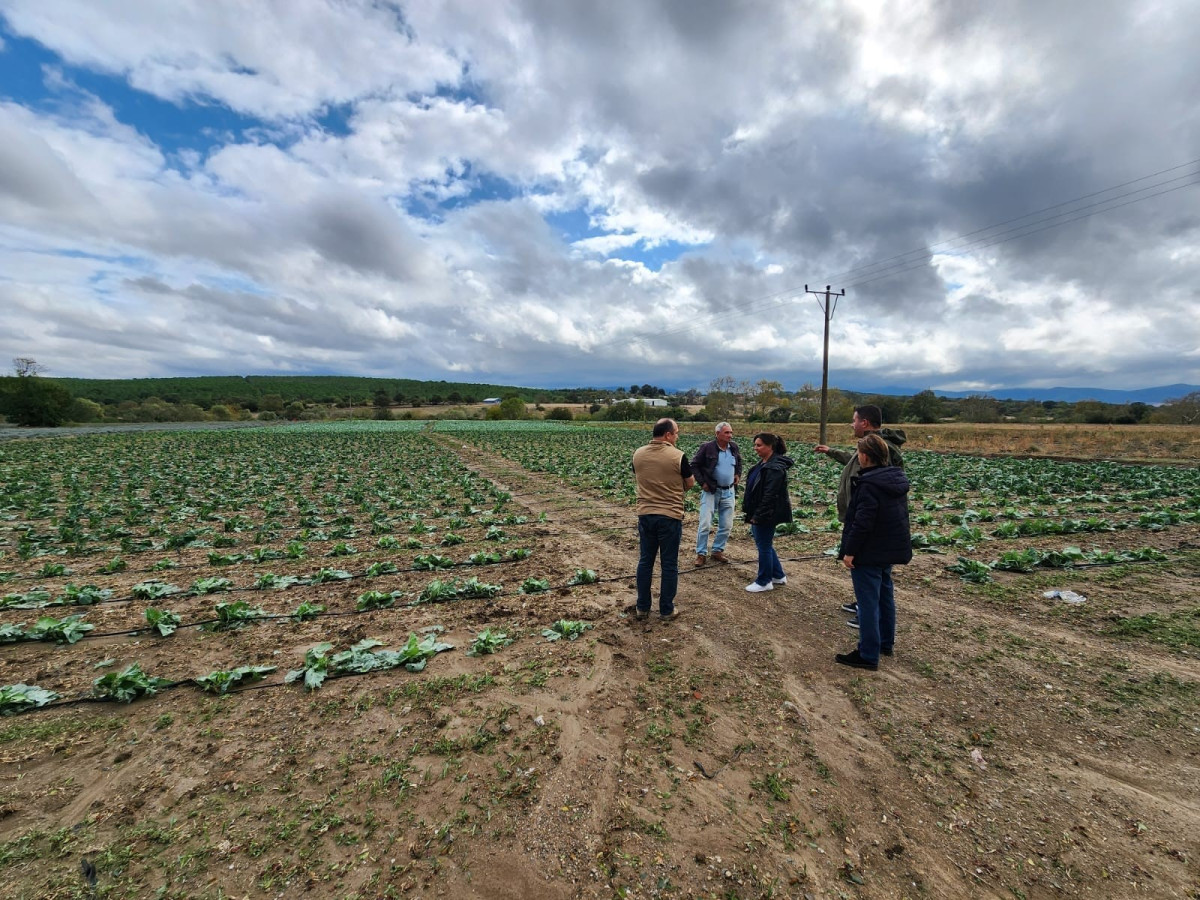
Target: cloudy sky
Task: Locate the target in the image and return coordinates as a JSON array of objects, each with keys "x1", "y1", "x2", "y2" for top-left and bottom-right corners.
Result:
[{"x1": 1, "y1": 0, "x2": 1198, "y2": 394}]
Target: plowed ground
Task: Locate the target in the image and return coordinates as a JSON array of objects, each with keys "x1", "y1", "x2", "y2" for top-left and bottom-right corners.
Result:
[{"x1": 1, "y1": 433, "x2": 1198, "y2": 900}]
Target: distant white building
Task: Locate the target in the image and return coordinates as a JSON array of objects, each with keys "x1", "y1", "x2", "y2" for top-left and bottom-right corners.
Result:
[
  {"x1": 611, "y1": 397, "x2": 669, "y2": 407},
  {"x1": 482, "y1": 398, "x2": 501, "y2": 405}
]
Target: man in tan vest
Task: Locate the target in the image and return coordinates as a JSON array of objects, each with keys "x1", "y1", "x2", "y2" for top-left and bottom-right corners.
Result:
[{"x1": 632, "y1": 418, "x2": 696, "y2": 620}]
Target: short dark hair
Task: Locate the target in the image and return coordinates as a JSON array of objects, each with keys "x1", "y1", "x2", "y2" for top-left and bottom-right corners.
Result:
[
  {"x1": 857, "y1": 433, "x2": 890, "y2": 467},
  {"x1": 854, "y1": 404, "x2": 882, "y2": 428},
  {"x1": 652, "y1": 418, "x2": 677, "y2": 438},
  {"x1": 753, "y1": 432, "x2": 787, "y2": 455}
]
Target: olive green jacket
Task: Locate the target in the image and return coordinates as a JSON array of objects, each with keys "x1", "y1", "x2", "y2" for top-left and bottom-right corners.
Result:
[{"x1": 827, "y1": 427, "x2": 907, "y2": 521}]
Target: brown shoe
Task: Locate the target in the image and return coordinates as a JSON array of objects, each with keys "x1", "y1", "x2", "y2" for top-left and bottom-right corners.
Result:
[
  {"x1": 710, "y1": 551, "x2": 728, "y2": 564},
  {"x1": 694, "y1": 554, "x2": 706, "y2": 567}
]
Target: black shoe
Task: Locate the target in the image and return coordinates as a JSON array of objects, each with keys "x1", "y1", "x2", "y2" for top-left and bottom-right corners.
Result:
[
  {"x1": 846, "y1": 617, "x2": 859, "y2": 629},
  {"x1": 840, "y1": 602, "x2": 858, "y2": 614},
  {"x1": 881, "y1": 647, "x2": 893, "y2": 656},
  {"x1": 835, "y1": 649, "x2": 878, "y2": 671}
]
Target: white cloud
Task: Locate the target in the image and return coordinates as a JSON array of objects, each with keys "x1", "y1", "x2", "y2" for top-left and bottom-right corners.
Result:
[{"x1": 0, "y1": 0, "x2": 1196, "y2": 392}]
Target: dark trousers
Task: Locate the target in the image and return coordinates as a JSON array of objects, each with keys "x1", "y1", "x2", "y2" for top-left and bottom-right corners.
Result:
[
  {"x1": 636, "y1": 514, "x2": 682, "y2": 615},
  {"x1": 850, "y1": 564, "x2": 895, "y2": 662}
]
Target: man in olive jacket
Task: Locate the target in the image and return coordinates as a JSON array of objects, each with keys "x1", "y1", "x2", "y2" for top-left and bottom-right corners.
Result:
[{"x1": 814, "y1": 404, "x2": 906, "y2": 522}]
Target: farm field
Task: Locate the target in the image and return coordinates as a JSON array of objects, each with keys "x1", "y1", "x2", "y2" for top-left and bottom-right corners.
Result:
[{"x1": 1, "y1": 420, "x2": 1198, "y2": 900}]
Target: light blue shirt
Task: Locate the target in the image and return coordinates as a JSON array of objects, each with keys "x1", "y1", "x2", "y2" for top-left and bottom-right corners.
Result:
[{"x1": 713, "y1": 447, "x2": 736, "y2": 488}]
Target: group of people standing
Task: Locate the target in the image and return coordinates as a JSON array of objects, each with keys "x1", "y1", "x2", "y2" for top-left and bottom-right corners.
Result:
[{"x1": 631, "y1": 405, "x2": 910, "y2": 671}]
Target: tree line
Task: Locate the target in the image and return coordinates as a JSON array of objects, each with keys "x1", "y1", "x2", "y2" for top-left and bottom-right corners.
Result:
[{"x1": 2, "y1": 361, "x2": 1197, "y2": 427}]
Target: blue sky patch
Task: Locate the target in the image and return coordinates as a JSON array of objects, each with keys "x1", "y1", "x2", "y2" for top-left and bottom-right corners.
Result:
[{"x1": 0, "y1": 25, "x2": 262, "y2": 157}]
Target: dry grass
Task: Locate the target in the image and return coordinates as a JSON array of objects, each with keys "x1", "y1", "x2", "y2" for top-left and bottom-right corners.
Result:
[{"x1": 702, "y1": 422, "x2": 1200, "y2": 462}]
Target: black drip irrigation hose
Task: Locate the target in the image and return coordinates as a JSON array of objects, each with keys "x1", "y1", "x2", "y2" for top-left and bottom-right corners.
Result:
[
  {"x1": 15, "y1": 651, "x2": 461, "y2": 717},
  {"x1": 0, "y1": 552, "x2": 540, "y2": 609},
  {"x1": 0, "y1": 517, "x2": 551, "y2": 580},
  {"x1": 2, "y1": 563, "x2": 616, "y2": 648}
]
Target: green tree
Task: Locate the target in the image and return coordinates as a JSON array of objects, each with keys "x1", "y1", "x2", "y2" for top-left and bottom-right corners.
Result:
[
  {"x1": 755, "y1": 380, "x2": 784, "y2": 417},
  {"x1": 959, "y1": 395, "x2": 1000, "y2": 423},
  {"x1": 260, "y1": 393, "x2": 285, "y2": 413},
  {"x1": 904, "y1": 390, "x2": 942, "y2": 424},
  {"x1": 494, "y1": 396, "x2": 526, "y2": 420},
  {"x1": 1072, "y1": 400, "x2": 1113, "y2": 424},
  {"x1": 545, "y1": 406, "x2": 573, "y2": 421},
  {"x1": 1150, "y1": 392, "x2": 1200, "y2": 425},
  {"x1": 0, "y1": 358, "x2": 74, "y2": 426},
  {"x1": 704, "y1": 375, "x2": 736, "y2": 421},
  {"x1": 67, "y1": 397, "x2": 104, "y2": 423}
]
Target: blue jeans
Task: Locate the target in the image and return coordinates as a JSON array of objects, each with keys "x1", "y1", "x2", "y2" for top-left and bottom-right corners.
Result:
[
  {"x1": 850, "y1": 565, "x2": 895, "y2": 663},
  {"x1": 750, "y1": 523, "x2": 784, "y2": 587},
  {"x1": 637, "y1": 515, "x2": 682, "y2": 615},
  {"x1": 695, "y1": 487, "x2": 735, "y2": 556}
]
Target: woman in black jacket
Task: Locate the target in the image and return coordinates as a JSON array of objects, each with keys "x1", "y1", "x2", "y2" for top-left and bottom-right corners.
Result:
[
  {"x1": 741, "y1": 432, "x2": 794, "y2": 593},
  {"x1": 835, "y1": 433, "x2": 912, "y2": 670}
]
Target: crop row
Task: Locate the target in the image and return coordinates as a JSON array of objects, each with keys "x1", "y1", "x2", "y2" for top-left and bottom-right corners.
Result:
[{"x1": 447, "y1": 421, "x2": 1200, "y2": 529}]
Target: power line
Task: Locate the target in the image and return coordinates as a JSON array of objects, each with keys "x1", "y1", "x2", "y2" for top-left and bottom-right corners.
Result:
[
  {"x1": 824, "y1": 157, "x2": 1200, "y2": 285},
  {"x1": 843, "y1": 174, "x2": 1200, "y2": 290}
]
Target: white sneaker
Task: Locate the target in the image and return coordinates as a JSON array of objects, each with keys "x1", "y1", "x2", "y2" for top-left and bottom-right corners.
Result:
[
  {"x1": 772, "y1": 576, "x2": 787, "y2": 585},
  {"x1": 745, "y1": 581, "x2": 774, "y2": 593}
]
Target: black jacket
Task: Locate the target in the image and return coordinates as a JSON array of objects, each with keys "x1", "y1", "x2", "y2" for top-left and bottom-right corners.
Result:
[
  {"x1": 690, "y1": 439, "x2": 743, "y2": 492},
  {"x1": 741, "y1": 455, "x2": 794, "y2": 528},
  {"x1": 838, "y1": 465, "x2": 913, "y2": 567}
]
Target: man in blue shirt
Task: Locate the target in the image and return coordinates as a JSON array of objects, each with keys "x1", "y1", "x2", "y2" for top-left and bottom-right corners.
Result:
[{"x1": 690, "y1": 422, "x2": 742, "y2": 565}]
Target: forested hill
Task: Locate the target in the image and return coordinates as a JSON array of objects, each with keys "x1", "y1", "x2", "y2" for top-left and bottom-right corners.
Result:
[{"x1": 49, "y1": 376, "x2": 570, "y2": 407}]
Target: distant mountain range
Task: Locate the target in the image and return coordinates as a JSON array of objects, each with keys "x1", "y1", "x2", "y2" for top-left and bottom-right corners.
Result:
[{"x1": 866, "y1": 383, "x2": 1198, "y2": 405}]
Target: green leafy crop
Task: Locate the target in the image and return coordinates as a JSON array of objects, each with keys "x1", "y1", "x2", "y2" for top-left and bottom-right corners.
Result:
[
  {"x1": 211, "y1": 600, "x2": 268, "y2": 630},
  {"x1": 356, "y1": 590, "x2": 403, "y2": 611},
  {"x1": 131, "y1": 580, "x2": 182, "y2": 601},
  {"x1": 94, "y1": 663, "x2": 173, "y2": 703},
  {"x1": 542, "y1": 620, "x2": 592, "y2": 641},
  {"x1": 284, "y1": 634, "x2": 454, "y2": 691},
  {"x1": 467, "y1": 628, "x2": 513, "y2": 657},
  {"x1": 194, "y1": 665, "x2": 277, "y2": 695},
  {"x1": 413, "y1": 553, "x2": 455, "y2": 571},
  {"x1": 59, "y1": 583, "x2": 112, "y2": 605},
  {"x1": 292, "y1": 601, "x2": 326, "y2": 622},
  {"x1": 0, "y1": 683, "x2": 60, "y2": 716},
  {"x1": 191, "y1": 576, "x2": 234, "y2": 595},
  {"x1": 144, "y1": 607, "x2": 182, "y2": 637}
]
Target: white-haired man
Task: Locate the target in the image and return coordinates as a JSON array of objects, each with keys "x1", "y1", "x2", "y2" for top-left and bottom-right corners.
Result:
[{"x1": 690, "y1": 422, "x2": 742, "y2": 565}]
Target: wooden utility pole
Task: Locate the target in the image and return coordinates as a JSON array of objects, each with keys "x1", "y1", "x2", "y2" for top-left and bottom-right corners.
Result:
[{"x1": 805, "y1": 284, "x2": 844, "y2": 445}]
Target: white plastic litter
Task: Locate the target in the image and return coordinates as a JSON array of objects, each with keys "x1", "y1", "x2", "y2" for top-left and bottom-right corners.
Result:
[{"x1": 1043, "y1": 590, "x2": 1087, "y2": 604}]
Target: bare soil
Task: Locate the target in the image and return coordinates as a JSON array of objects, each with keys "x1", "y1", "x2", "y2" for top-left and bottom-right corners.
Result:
[{"x1": 1, "y1": 437, "x2": 1198, "y2": 900}]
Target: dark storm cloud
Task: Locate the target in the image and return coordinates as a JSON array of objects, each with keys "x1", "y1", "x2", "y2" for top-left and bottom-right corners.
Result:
[{"x1": 303, "y1": 190, "x2": 431, "y2": 281}]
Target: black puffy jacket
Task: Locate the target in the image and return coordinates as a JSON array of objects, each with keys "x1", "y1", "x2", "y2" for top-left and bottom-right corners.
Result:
[
  {"x1": 741, "y1": 455, "x2": 794, "y2": 528},
  {"x1": 838, "y1": 465, "x2": 913, "y2": 566}
]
